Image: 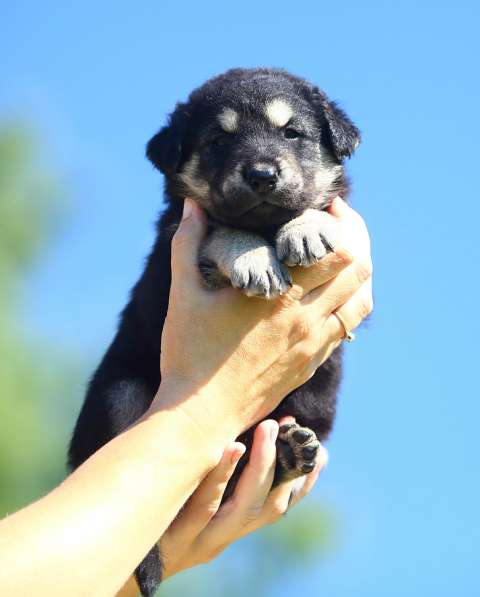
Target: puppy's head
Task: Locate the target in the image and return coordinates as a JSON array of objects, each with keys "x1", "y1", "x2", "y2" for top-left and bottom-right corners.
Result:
[{"x1": 147, "y1": 68, "x2": 360, "y2": 228}]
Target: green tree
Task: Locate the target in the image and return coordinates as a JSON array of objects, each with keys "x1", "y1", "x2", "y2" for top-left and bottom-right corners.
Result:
[{"x1": 0, "y1": 122, "x2": 80, "y2": 515}]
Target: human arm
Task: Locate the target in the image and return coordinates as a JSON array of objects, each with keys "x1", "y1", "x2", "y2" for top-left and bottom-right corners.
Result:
[
  {"x1": 0, "y1": 197, "x2": 371, "y2": 597},
  {"x1": 118, "y1": 417, "x2": 328, "y2": 597}
]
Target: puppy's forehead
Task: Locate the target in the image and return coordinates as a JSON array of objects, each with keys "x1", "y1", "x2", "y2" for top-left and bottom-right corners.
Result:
[{"x1": 215, "y1": 97, "x2": 301, "y2": 133}]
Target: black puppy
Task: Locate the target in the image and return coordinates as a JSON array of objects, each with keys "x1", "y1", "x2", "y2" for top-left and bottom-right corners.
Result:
[{"x1": 68, "y1": 68, "x2": 360, "y2": 596}]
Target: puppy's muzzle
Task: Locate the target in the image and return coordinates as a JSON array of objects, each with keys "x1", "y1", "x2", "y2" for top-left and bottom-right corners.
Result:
[{"x1": 244, "y1": 165, "x2": 278, "y2": 194}]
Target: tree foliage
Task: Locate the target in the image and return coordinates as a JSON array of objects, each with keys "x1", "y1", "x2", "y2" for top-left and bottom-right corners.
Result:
[{"x1": 0, "y1": 123, "x2": 78, "y2": 515}]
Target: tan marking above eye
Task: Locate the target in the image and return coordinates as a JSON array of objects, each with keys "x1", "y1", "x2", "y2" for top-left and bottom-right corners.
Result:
[
  {"x1": 265, "y1": 99, "x2": 293, "y2": 128},
  {"x1": 218, "y1": 108, "x2": 239, "y2": 133}
]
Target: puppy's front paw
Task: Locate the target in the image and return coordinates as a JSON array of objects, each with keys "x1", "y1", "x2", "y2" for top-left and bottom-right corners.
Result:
[
  {"x1": 275, "y1": 423, "x2": 321, "y2": 483},
  {"x1": 276, "y1": 211, "x2": 337, "y2": 267},
  {"x1": 231, "y1": 246, "x2": 292, "y2": 298}
]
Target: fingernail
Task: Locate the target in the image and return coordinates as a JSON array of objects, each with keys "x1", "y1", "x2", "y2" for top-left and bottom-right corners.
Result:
[
  {"x1": 318, "y1": 445, "x2": 329, "y2": 468},
  {"x1": 333, "y1": 248, "x2": 353, "y2": 265},
  {"x1": 270, "y1": 423, "x2": 279, "y2": 444},
  {"x1": 182, "y1": 198, "x2": 193, "y2": 220},
  {"x1": 230, "y1": 444, "x2": 246, "y2": 465}
]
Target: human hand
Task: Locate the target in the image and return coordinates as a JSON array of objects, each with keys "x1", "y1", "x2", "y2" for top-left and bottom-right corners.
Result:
[
  {"x1": 159, "y1": 418, "x2": 327, "y2": 578},
  {"x1": 151, "y1": 196, "x2": 372, "y2": 440},
  {"x1": 117, "y1": 418, "x2": 326, "y2": 596}
]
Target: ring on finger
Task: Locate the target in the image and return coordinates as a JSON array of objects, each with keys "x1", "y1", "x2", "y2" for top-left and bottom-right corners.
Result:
[{"x1": 333, "y1": 310, "x2": 356, "y2": 343}]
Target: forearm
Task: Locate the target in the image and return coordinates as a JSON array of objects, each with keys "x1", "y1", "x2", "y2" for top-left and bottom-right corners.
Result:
[{"x1": 0, "y1": 388, "x2": 226, "y2": 597}]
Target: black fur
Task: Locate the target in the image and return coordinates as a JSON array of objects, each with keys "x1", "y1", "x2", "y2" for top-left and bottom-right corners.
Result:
[{"x1": 68, "y1": 68, "x2": 359, "y2": 596}]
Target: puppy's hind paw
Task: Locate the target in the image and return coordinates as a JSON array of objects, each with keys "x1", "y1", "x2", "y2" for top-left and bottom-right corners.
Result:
[{"x1": 274, "y1": 423, "x2": 320, "y2": 483}]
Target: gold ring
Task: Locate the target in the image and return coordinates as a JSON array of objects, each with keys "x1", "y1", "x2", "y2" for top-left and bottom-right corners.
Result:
[{"x1": 333, "y1": 311, "x2": 356, "y2": 343}]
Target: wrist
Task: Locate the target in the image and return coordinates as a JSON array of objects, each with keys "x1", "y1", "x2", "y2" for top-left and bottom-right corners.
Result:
[
  {"x1": 143, "y1": 378, "x2": 238, "y2": 460},
  {"x1": 148, "y1": 376, "x2": 241, "y2": 447}
]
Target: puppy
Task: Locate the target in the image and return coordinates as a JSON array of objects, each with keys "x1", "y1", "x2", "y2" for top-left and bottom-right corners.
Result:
[{"x1": 68, "y1": 68, "x2": 360, "y2": 597}]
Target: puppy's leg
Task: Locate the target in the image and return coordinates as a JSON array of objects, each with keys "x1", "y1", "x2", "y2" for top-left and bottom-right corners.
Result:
[
  {"x1": 199, "y1": 226, "x2": 292, "y2": 298},
  {"x1": 273, "y1": 423, "x2": 321, "y2": 485},
  {"x1": 275, "y1": 208, "x2": 338, "y2": 267}
]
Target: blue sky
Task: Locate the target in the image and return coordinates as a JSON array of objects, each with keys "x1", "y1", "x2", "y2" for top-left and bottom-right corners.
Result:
[{"x1": 2, "y1": 1, "x2": 480, "y2": 595}]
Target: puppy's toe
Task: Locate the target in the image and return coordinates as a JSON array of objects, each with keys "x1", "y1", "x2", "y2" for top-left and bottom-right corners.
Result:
[
  {"x1": 276, "y1": 211, "x2": 338, "y2": 268},
  {"x1": 231, "y1": 252, "x2": 291, "y2": 298},
  {"x1": 275, "y1": 423, "x2": 321, "y2": 483},
  {"x1": 276, "y1": 227, "x2": 333, "y2": 267}
]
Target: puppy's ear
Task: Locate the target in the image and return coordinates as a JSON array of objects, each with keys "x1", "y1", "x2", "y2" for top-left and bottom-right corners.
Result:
[
  {"x1": 312, "y1": 88, "x2": 361, "y2": 161},
  {"x1": 146, "y1": 103, "x2": 190, "y2": 176}
]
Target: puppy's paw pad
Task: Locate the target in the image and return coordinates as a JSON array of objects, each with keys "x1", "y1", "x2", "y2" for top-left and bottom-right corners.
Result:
[
  {"x1": 276, "y1": 423, "x2": 320, "y2": 481},
  {"x1": 231, "y1": 249, "x2": 292, "y2": 298}
]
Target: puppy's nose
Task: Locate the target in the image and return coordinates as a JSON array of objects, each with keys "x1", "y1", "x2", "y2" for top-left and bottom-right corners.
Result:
[{"x1": 245, "y1": 167, "x2": 278, "y2": 194}]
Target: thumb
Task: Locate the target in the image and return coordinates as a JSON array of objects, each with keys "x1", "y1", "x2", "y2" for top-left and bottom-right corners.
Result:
[
  {"x1": 329, "y1": 195, "x2": 349, "y2": 218},
  {"x1": 171, "y1": 198, "x2": 207, "y2": 287}
]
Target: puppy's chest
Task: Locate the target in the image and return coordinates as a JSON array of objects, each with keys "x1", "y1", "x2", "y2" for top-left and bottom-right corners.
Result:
[{"x1": 206, "y1": 220, "x2": 278, "y2": 244}]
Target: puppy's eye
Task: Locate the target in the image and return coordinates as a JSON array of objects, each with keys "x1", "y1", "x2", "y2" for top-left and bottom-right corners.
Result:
[
  {"x1": 211, "y1": 134, "x2": 232, "y2": 147},
  {"x1": 284, "y1": 127, "x2": 301, "y2": 139}
]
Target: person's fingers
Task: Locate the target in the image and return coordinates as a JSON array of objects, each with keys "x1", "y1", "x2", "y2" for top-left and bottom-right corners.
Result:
[
  {"x1": 258, "y1": 477, "x2": 300, "y2": 526},
  {"x1": 283, "y1": 198, "x2": 370, "y2": 301},
  {"x1": 187, "y1": 431, "x2": 327, "y2": 564},
  {"x1": 301, "y1": 257, "x2": 372, "y2": 319},
  {"x1": 318, "y1": 274, "x2": 373, "y2": 346},
  {"x1": 299, "y1": 278, "x2": 371, "y2": 377},
  {"x1": 329, "y1": 194, "x2": 351, "y2": 218},
  {"x1": 240, "y1": 415, "x2": 296, "y2": 527},
  {"x1": 299, "y1": 202, "x2": 372, "y2": 356},
  {"x1": 166, "y1": 442, "x2": 245, "y2": 545},
  {"x1": 170, "y1": 198, "x2": 207, "y2": 289},
  {"x1": 258, "y1": 442, "x2": 328, "y2": 525},
  {"x1": 330, "y1": 197, "x2": 372, "y2": 264},
  {"x1": 278, "y1": 415, "x2": 296, "y2": 426},
  {"x1": 224, "y1": 420, "x2": 279, "y2": 520},
  {"x1": 286, "y1": 249, "x2": 354, "y2": 300},
  {"x1": 190, "y1": 420, "x2": 278, "y2": 553},
  {"x1": 332, "y1": 277, "x2": 373, "y2": 335}
]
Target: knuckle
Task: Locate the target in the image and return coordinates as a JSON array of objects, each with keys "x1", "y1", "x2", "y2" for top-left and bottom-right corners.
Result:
[
  {"x1": 333, "y1": 247, "x2": 354, "y2": 266},
  {"x1": 296, "y1": 338, "x2": 318, "y2": 367},
  {"x1": 267, "y1": 501, "x2": 288, "y2": 523},
  {"x1": 355, "y1": 259, "x2": 373, "y2": 284},
  {"x1": 241, "y1": 505, "x2": 264, "y2": 526},
  {"x1": 358, "y1": 296, "x2": 374, "y2": 319},
  {"x1": 204, "y1": 499, "x2": 223, "y2": 517},
  {"x1": 171, "y1": 228, "x2": 189, "y2": 250},
  {"x1": 289, "y1": 316, "x2": 314, "y2": 344},
  {"x1": 278, "y1": 284, "x2": 303, "y2": 307}
]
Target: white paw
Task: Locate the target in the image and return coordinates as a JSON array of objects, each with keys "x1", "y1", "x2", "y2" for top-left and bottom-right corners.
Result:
[
  {"x1": 276, "y1": 212, "x2": 337, "y2": 267},
  {"x1": 230, "y1": 246, "x2": 292, "y2": 298}
]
